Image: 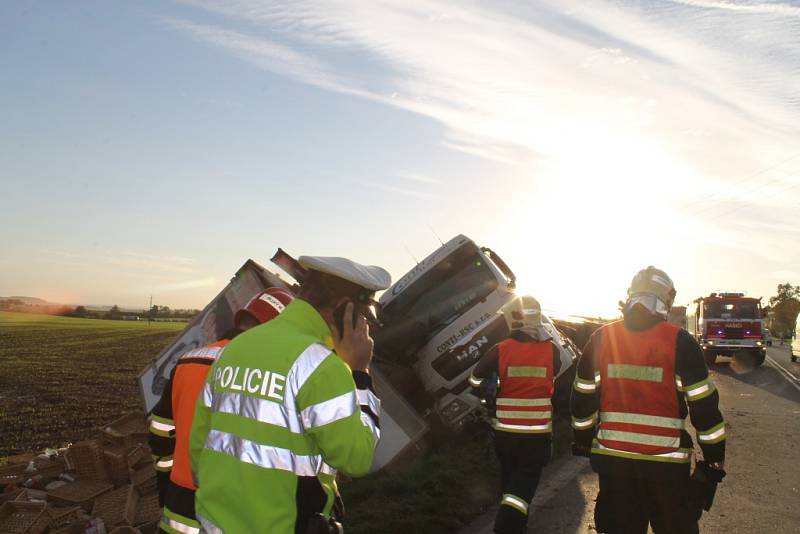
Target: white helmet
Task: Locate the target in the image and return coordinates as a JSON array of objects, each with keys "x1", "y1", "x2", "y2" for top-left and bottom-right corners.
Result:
[
  {"x1": 501, "y1": 295, "x2": 551, "y2": 340},
  {"x1": 624, "y1": 266, "x2": 676, "y2": 319}
]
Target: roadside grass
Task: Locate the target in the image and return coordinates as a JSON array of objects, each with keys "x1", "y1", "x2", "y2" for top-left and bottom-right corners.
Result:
[
  {"x1": 341, "y1": 428, "x2": 500, "y2": 534},
  {"x1": 0, "y1": 311, "x2": 182, "y2": 456}
]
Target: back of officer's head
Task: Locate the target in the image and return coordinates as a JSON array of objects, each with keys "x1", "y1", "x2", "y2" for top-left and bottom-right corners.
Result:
[{"x1": 298, "y1": 270, "x2": 372, "y2": 315}]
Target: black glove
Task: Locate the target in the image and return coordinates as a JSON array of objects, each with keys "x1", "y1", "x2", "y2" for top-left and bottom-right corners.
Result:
[
  {"x1": 690, "y1": 461, "x2": 726, "y2": 513},
  {"x1": 571, "y1": 443, "x2": 590, "y2": 458}
]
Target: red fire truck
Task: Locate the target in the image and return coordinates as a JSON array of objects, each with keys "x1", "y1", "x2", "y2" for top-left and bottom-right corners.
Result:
[{"x1": 686, "y1": 292, "x2": 766, "y2": 366}]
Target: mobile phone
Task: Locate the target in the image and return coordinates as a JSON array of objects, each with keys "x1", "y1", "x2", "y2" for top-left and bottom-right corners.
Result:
[{"x1": 333, "y1": 300, "x2": 360, "y2": 338}]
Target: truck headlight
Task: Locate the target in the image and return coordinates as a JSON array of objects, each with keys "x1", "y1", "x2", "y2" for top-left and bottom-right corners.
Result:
[
  {"x1": 707, "y1": 340, "x2": 714, "y2": 346},
  {"x1": 756, "y1": 341, "x2": 763, "y2": 346},
  {"x1": 439, "y1": 398, "x2": 469, "y2": 421}
]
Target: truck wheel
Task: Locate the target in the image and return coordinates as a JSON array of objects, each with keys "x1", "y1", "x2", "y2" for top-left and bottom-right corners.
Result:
[
  {"x1": 704, "y1": 351, "x2": 717, "y2": 366},
  {"x1": 792, "y1": 354, "x2": 798, "y2": 363},
  {"x1": 754, "y1": 350, "x2": 765, "y2": 367}
]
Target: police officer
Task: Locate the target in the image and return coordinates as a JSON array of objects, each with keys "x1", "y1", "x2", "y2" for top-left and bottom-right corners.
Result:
[
  {"x1": 189, "y1": 255, "x2": 390, "y2": 534},
  {"x1": 570, "y1": 266, "x2": 726, "y2": 534},
  {"x1": 470, "y1": 295, "x2": 561, "y2": 534},
  {"x1": 149, "y1": 287, "x2": 294, "y2": 534}
]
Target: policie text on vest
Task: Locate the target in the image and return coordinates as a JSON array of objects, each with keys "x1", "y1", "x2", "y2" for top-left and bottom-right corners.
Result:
[{"x1": 214, "y1": 366, "x2": 286, "y2": 400}]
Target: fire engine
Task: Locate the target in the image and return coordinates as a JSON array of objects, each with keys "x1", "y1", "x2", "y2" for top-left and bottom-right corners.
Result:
[{"x1": 686, "y1": 292, "x2": 766, "y2": 366}]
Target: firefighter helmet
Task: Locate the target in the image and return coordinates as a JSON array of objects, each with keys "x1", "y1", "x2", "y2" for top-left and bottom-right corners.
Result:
[
  {"x1": 234, "y1": 287, "x2": 294, "y2": 327},
  {"x1": 501, "y1": 295, "x2": 551, "y2": 340},
  {"x1": 625, "y1": 266, "x2": 676, "y2": 318}
]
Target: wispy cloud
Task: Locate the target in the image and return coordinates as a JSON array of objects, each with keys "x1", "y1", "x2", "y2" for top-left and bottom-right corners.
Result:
[
  {"x1": 360, "y1": 180, "x2": 432, "y2": 199},
  {"x1": 669, "y1": 0, "x2": 800, "y2": 17},
  {"x1": 396, "y1": 171, "x2": 442, "y2": 185},
  {"x1": 167, "y1": 0, "x2": 800, "y2": 259}
]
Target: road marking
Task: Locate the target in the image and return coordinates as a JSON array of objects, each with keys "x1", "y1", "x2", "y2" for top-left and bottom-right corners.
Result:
[{"x1": 765, "y1": 356, "x2": 800, "y2": 393}]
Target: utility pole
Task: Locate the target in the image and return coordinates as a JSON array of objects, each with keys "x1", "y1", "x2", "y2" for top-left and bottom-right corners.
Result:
[{"x1": 148, "y1": 295, "x2": 152, "y2": 327}]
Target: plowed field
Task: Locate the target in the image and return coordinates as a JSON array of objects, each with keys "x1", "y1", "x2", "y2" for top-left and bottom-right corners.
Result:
[{"x1": 0, "y1": 312, "x2": 182, "y2": 456}]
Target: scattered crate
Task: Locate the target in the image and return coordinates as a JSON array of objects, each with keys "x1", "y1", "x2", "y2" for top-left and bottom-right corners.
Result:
[
  {"x1": 132, "y1": 488, "x2": 160, "y2": 527},
  {"x1": 64, "y1": 441, "x2": 110, "y2": 483},
  {"x1": 103, "y1": 413, "x2": 149, "y2": 447},
  {"x1": 47, "y1": 480, "x2": 113, "y2": 512},
  {"x1": 0, "y1": 501, "x2": 51, "y2": 534},
  {"x1": 135, "y1": 519, "x2": 159, "y2": 534},
  {"x1": 91, "y1": 485, "x2": 134, "y2": 528},
  {"x1": 0, "y1": 463, "x2": 28, "y2": 486},
  {"x1": 129, "y1": 464, "x2": 156, "y2": 494},
  {"x1": 109, "y1": 527, "x2": 142, "y2": 534},
  {"x1": 103, "y1": 444, "x2": 145, "y2": 487},
  {"x1": 31, "y1": 457, "x2": 66, "y2": 480},
  {"x1": 49, "y1": 521, "x2": 88, "y2": 534},
  {"x1": 45, "y1": 505, "x2": 82, "y2": 530},
  {"x1": 0, "y1": 488, "x2": 25, "y2": 506}
]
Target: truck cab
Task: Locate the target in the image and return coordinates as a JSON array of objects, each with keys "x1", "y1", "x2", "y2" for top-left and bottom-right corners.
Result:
[
  {"x1": 375, "y1": 235, "x2": 578, "y2": 427},
  {"x1": 687, "y1": 292, "x2": 766, "y2": 366}
]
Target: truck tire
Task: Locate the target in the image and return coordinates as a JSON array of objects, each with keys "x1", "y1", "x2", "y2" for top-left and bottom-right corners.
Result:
[
  {"x1": 754, "y1": 350, "x2": 765, "y2": 367},
  {"x1": 792, "y1": 353, "x2": 798, "y2": 363},
  {"x1": 704, "y1": 350, "x2": 717, "y2": 366}
]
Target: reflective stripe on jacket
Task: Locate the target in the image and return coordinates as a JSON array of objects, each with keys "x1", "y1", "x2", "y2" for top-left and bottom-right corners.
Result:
[
  {"x1": 494, "y1": 338, "x2": 554, "y2": 434},
  {"x1": 189, "y1": 299, "x2": 381, "y2": 534},
  {"x1": 593, "y1": 320, "x2": 689, "y2": 463}
]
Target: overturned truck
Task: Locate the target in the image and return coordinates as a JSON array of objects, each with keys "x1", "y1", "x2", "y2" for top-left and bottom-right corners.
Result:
[{"x1": 138, "y1": 235, "x2": 580, "y2": 471}]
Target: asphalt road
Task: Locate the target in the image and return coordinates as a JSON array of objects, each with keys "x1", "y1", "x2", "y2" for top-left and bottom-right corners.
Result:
[{"x1": 463, "y1": 344, "x2": 800, "y2": 533}]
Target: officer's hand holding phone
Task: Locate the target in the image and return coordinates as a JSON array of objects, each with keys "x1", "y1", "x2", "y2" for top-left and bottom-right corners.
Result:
[{"x1": 331, "y1": 301, "x2": 374, "y2": 372}]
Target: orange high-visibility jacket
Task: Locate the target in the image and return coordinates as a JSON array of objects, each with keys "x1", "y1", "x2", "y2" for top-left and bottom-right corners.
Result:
[
  {"x1": 595, "y1": 321, "x2": 685, "y2": 459},
  {"x1": 149, "y1": 340, "x2": 228, "y2": 491},
  {"x1": 495, "y1": 338, "x2": 555, "y2": 434}
]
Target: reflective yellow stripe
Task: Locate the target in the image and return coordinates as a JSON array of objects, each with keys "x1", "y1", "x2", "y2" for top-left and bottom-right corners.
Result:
[
  {"x1": 607, "y1": 364, "x2": 663, "y2": 382},
  {"x1": 592, "y1": 439, "x2": 692, "y2": 463},
  {"x1": 572, "y1": 412, "x2": 597, "y2": 429},
  {"x1": 496, "y1": 409, "x2": 552, "y2": 420},
  {"x1": 684, "y1": 378, "x2": 716, "y2": 401},
  {"x1": 495, "y1": 397, "x2": 551, "y2": 407},
  {"x1": 501, "y1": 493, "x2": 528, "y2": 514},
  {"x1": 597, "y1": 429, "x2": 680, "y2": 448},
  {"x1": 508, "y1": 366, "x2": 547, "y2": 378},
  {"x1": 469, "y1": 374, "x2": 483, "y2": 387},
  {"x1": 600, "y1": 411, "x2": 684, "y2": 430},
  {"x1": 697, "y1": 422, "x2": 726, "y2": 444}
]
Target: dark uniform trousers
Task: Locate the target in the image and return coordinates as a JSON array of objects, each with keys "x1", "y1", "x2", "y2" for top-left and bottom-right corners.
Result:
[
  {"x1": 158, "y1": 482, "x2": 197, "y2": 534},
  {"x1": 494, "y1": 432, "x2": 551, "y2": 534},
  {"x1": 595, "y1": 474, "x2": 700, "y2": 534}
]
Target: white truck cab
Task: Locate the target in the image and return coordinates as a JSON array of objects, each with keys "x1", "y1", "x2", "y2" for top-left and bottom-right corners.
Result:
[
  {"x1": 791, "y1": 322, "x2": 800, "y2": 363},
  {"x1": 376, "y1": 235, "x2": 578, "y2": 427}
]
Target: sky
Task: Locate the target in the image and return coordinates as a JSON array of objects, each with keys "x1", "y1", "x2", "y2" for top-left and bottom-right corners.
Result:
[{"x1": 1, "y1": 0, "x2": 799, "y2": 317}]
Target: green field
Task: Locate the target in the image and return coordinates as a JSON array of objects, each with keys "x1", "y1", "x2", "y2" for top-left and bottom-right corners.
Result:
[
  {"x1": 0, "y1": 311, "x2": 545, "y2": 532},
  {"x1": 0, "y1": 311, "x2": 183, "y2": 456}
]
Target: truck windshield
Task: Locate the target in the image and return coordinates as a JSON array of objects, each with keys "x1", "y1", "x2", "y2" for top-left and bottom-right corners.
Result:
[
  {"x1": 704, "y1": 300, "x2": 760, "y2": 319},
  {"x1": 380, "y1": 242, "x2": 499, "y2": 338}
]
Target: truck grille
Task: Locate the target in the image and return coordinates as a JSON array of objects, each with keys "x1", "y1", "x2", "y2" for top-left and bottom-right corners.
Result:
[{"x1": 724, "y1": 327, "x2": 743, "y2": 338}]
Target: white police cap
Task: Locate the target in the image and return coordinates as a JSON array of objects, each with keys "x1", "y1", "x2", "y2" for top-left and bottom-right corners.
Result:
[{"x1": 298, "y1": 256, "x2": 392, "y2": 292}]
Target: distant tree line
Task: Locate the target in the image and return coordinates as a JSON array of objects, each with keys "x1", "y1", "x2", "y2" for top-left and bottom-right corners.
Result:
[
  {"x1": 67, "y1": 304, "x2": 200, "y2": 321},
  {"x1": 763, "y1": 283, "x2": 800, "y2": 339}
]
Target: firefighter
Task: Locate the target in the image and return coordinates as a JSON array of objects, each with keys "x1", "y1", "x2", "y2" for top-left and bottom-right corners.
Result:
[
  {"x1": 189, "y1": 255, "x2": 390, "y2": 534},
  {"x1": 570, "y1": 266, "x2": 727, "y2": 534},
  {"x1": 469, "y1": 295, "x2": 562, "y2": 534},
  {"x1": 149, "y1": 287, "x2": 294, "y2": 534}
]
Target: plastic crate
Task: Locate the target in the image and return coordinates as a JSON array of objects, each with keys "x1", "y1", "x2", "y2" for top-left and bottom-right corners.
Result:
[
  {"x1": 45, "y1": 506, "x2": 83, "y2": 530},
  {"x1": 91, "y1": 485, "x2": 135, "y2": 528},
  {"x1": 49, "y1": 520, "x2": 89, "y2": 534},
  {"x1": 0, "y1": 501, "x2": 51, "y2": 534},
  {"x1": 132, "y1": 489, "x2": 160, "y2": 527},
  {"x1": 47, "y1": 480, "x2": 113, "y2": 512},
  {"x1": 129, "y1": 464, "x2": 156, "y2": 493},
  {"x1": 102, "y1": 413, "x2": 149, "y2": 446},
  {"x1": 109, "y1": 527, "x2": 142, "y2": 534},
  {"x1": 103, "y1": 444, "x2": 145, "y2": 487},
  {"x1": 0, "y1": 489, "x2": 25, "y2": 505},
  {"x1": 0, "y1": 463, "x2": 28, "y2": 486},
  {"x1": 31, "y1": 457, "x2": 66, "y2": 480},
  {"x1": 65, "y1": 442, "x2": 110, "y2": 483}
]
